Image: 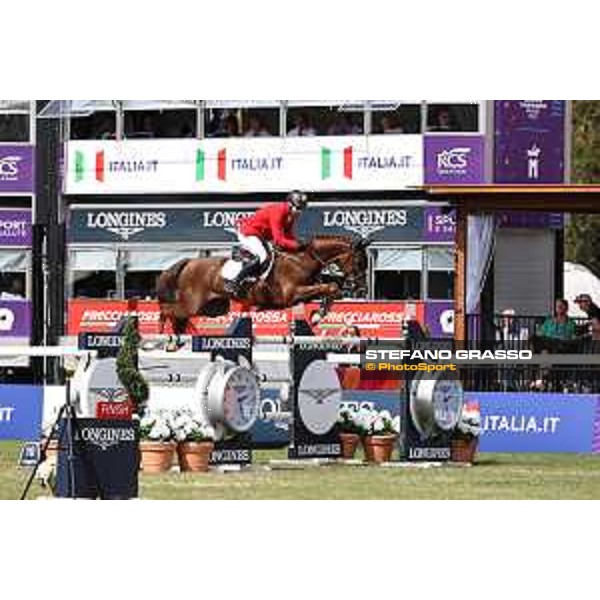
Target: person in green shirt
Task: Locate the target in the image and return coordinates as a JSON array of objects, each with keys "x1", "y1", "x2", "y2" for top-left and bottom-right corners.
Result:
[{"x1": 539, "y1": 299, "x2": 577, "y2": 340}]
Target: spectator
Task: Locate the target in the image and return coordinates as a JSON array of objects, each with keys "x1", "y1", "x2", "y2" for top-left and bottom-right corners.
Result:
[
  {"x1": 287, "y1": 113, "x2": 316, "y2": 136},
  {"x1": 381, "y1": 115, "x2": 403, "y2": 134},
  {"x1": 244, "y1": 115, "x2": 271, "y2": 137},
  {"x1": 574, "y1": 294, "x2": 600, "y2": 320},
  {"x1": 429, "y1": 108, "x2": 453, "y2": 132},
  {"x1": 539, "y1": 299, "x2": 577, "y2": 340},
  {"x1": 216, "y1": 114, "x2": 239, "y2": 137},
  {"x1": 336, "y1": 325, "x2": 362, "y2": 390},
  {"x1": 327, "y1": 114, "x2": 360, "y2": 136}
]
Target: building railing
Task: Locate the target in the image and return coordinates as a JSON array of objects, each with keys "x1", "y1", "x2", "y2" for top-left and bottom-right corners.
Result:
[{"x1": 462, "y1": 313, "x2": 600, "y2": 393}]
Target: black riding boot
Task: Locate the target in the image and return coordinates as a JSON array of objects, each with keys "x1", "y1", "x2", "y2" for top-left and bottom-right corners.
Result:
[{"x1": 225, "y1": 257, "x2": 261, "y2": 296}]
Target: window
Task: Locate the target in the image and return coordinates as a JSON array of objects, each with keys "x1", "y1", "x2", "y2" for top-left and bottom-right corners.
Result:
[
  {"x1": 123, "y1": 250, "x2": 197, "y2": 300},
  {"x1": 71, "y1": 111, "x2": 116, "y2": 140},
  {"x1": 123, "y1": 101, "x2": 197, "y2": 139},
  {"x1": 205, "y1": 102, "x2": 280, "y2": 138},
  {"x1": 373, "y1": 248, "x2": 422, "y2": 301},
  {"x1": 426, "y1": 103, "x2": 480, "y2": 133},
  {"x1": 70, "y1": 249, "x2": 117, "y2": 299},
  {"x1": 370, "y1": 103, "x2": 421, "y2": 135},
  {"x1": 286, "y1": 102, "x2": 364, "y2": 137},
  {"x1": 426, "y1": 247, "x2": 454, "y2": 300},
  {"x1": 0, "y1": 101, "x2": 31, "y2": 142},
  {"x1": 0, "y1": 250, "x2": 28, "y2": 298}
]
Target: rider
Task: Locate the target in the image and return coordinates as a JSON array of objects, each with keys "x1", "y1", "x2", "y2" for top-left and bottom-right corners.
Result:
[{"x1": 225, "y1": 191, "x2": 309, "y2": 295}]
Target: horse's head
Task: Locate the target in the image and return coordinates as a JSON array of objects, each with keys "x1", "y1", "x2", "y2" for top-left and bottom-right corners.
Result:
[{"x1": 308, "y1": 236, "x2": 370, "y2": 296}]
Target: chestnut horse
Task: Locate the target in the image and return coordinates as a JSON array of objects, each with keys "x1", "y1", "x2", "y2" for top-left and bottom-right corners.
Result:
[{"x1": 157, "y1": 236, "x2": 369, "y2": 335}]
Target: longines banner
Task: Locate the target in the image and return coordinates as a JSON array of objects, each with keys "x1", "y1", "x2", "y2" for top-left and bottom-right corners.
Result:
[
  {"x1": 68, "y1": 205, "x2": 425, "y2": 243},
  {"x1": 64, "y1": 136, "x2": 424, "y2": 194}
]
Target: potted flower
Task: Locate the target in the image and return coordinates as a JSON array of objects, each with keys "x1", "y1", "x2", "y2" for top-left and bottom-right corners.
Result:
[
  {"x1": 173, "y1": 412, "x2": 216, "y2": 473},
  {"x1": 356, "y1": 408, "x2": 401, "y2": 464},
  {"x1": 138, "y1": 413, "x2": 176, "y2": 473},
  {"x1": 451, "y1": 401, "x2": 481, "y2": 464},
  {"x1": 337, "y1": 409, "x2": 362, "y2": 459}
]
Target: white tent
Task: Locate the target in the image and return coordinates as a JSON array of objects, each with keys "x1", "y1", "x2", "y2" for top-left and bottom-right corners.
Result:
[{"x1": 564, "y1": 262, "x2": 600, "y2": 317}]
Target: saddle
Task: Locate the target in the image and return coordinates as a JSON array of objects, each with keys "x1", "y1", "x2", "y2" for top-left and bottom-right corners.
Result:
[{"x1": 221, "y1": 245, "x2": 274, "y2": 290}]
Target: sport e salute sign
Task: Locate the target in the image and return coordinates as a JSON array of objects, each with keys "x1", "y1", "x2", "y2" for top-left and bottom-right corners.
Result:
[{"x1": 64, "y1": 137, "x2": 425, "y2": 194}]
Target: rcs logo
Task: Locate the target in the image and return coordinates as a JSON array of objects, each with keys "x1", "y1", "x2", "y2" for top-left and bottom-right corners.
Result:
[
  {"x1": 0, "y1": 308, "x2": 16, "y2": 332},
  {"x1": 436, "y1": 148, "x2": 471, "y2": 171},
  {"x1": 0, "y1": 156, "x2": 22, "y2": 181}
]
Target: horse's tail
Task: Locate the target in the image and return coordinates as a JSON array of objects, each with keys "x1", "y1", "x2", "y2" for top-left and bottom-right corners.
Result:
[{"x1": 157, "y1": 259, "x2": 189, "y2": 305}]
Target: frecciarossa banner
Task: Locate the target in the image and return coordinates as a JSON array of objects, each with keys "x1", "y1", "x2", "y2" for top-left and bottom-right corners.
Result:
[
  {"x1": 64, "y1": 136, "x2": 424, "y2": 194},
  {"x1": 67, "y1": 299, "x2": 424, "y2": 338}
]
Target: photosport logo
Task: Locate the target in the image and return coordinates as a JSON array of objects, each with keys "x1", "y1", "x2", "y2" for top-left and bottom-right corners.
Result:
[
  {"x1": 0, "y1": 217, "x2": 29, "y2": 241},
  {"x1": 0, "y1": 155, "x2": 23, "y2": 182},
  {"x1": 86, "y1": 210, "x2": 167, "y2": 241}
]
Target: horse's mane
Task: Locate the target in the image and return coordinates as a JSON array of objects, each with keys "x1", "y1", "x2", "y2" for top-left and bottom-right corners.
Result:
[{"x1": 309, "y1": 234, "x2": 357, "y2": 245}]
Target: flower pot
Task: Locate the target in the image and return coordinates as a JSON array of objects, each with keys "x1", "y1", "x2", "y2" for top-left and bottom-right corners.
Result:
[
  {"x1": 339, "y1": 433, "x2": 360, "y2": 459},
  {"x1": 451, "y1": 437, "x2": 479, "y2": 464},
  {"x1": 177, "y1": 442, "x2": 215, "y2": 473},
  {"x1": 140, "y1": 441, "x2": 175, "y2": 473},
  {"x1": 363, "y1": 435, "x2": 397, "y2": 464}
]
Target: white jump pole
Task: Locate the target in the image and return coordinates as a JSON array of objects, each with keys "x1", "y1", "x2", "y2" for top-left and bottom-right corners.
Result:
[{"x1": 0, "y1": 347, "x2": 96, "y2": 359}]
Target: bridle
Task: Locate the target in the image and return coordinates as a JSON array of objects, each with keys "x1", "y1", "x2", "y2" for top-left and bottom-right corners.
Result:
[{"x1": 305, "y1": 240, "x2": 367, "y2": 294}]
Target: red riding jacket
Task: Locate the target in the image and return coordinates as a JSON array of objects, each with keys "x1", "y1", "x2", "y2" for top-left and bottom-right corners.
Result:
[{"x1": 238, "y1": 202, "x2": 300, "y2": 252}]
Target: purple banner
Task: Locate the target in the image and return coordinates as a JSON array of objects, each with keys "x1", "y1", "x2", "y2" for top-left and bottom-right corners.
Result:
[
  {"x1": 0, "y1": 145, "x2": 35, "y2": 194},
  {"x1": 424, "y1": 207, "x2": 456, "y2": 242},
  {"x1": 425, "y1": 301, "x2": 454, "y2": 338},
  {"x1": 0, "y1": 210, "x2": 32, "y2": 246},
  {"x1": 494, "y1": 101, "x2": 566, "y2": 184},
  {"x1": 0, "y1": 301, "x2": 31, "y2": 338},
  {"x1": 424, "y1": 136, "x2": 485, "y2": 185}
]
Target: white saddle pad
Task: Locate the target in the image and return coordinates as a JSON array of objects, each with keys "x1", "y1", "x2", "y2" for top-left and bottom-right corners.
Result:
[
  {"x1": 221, "y1": 256, "x2": 274, "y2": 283},
  {"x1": 222, "y1": 260, "x2": 243, "y2": 281}
]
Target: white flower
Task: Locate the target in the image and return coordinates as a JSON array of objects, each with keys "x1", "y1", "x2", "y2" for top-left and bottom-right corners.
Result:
[
  {"x1": 373, "y1": 417, "x2": 386, "y2": 434},
  {"x1": 379, "y1": 410, "x2": 392, "y2": 423},
  {"x1": 392, "y1": 416, "x2": 401, "y2": 434}
]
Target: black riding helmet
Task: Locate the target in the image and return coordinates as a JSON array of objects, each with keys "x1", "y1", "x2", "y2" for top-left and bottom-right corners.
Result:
[{"x1": 287, "y1": 190, "x2": 308, "y2": 210}]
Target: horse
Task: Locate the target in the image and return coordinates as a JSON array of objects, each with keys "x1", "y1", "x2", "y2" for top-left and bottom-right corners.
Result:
[{"x1": 157, "y1": 235, "x2": 369, "y2": 335}]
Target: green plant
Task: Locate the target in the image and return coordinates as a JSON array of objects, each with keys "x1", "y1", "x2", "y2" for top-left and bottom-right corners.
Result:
[{"x1": 116, "y1": 317, "x2": 149, "y2": 415}]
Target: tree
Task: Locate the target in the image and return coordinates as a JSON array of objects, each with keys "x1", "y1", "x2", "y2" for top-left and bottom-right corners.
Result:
[
  {"x1": 116, "y1": 317, "x2": 149, "y2": 415},
  {"x1": 565, "y1": 101, "x2": 600, "y2": 278}
]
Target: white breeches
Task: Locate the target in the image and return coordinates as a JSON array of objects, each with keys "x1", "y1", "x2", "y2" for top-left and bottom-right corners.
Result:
[{"x1": 237, "y1": 233, "x2": 269, "y2": 263}]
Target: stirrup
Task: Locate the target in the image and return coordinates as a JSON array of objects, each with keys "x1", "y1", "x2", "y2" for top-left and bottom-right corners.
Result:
[{"x1": 224, "y1": 280, "x2": 241, "y2": 295}]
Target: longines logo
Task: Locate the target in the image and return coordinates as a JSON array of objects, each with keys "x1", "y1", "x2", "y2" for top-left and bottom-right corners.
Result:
[
  {"x1": 300, "y1": 388, "x2": 340, "y2": 405},
  {"x1": 199, "y1": 338, "x2": 252, "y2": 351},
  {"x1": 76, "y1": 426, "x2": 136, "y2": 451},
  {"x1": 202, "y1": 210, "x2": 254, "y2": 235},
  {"x1": 86, "y1": 211, "x2": 167, "y2": 240},
  {"x1": 322, "y1": 209, "x2": 408, "y2": 239}
]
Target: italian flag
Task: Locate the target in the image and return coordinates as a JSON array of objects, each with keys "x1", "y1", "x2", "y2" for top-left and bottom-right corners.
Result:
[
  {"x1": 321, "y1": 146, "x2": 354, "y2": 180},
  {"x1": 74, "y1": 150, "x2": 105, "y2": 182}
]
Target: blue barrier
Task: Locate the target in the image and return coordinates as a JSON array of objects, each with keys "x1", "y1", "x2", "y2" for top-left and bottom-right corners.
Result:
[
  {"x1": 467, "y1": 392, "x2": 600, "y2": 454},
  {"x1": 0, "y1": 386, "x2": 43, "y2": 441}
]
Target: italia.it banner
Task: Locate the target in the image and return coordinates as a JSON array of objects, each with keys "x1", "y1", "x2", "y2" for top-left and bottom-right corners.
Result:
[{"x1": 64, "y1": 136, "x2": 424, "y2": 194}]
